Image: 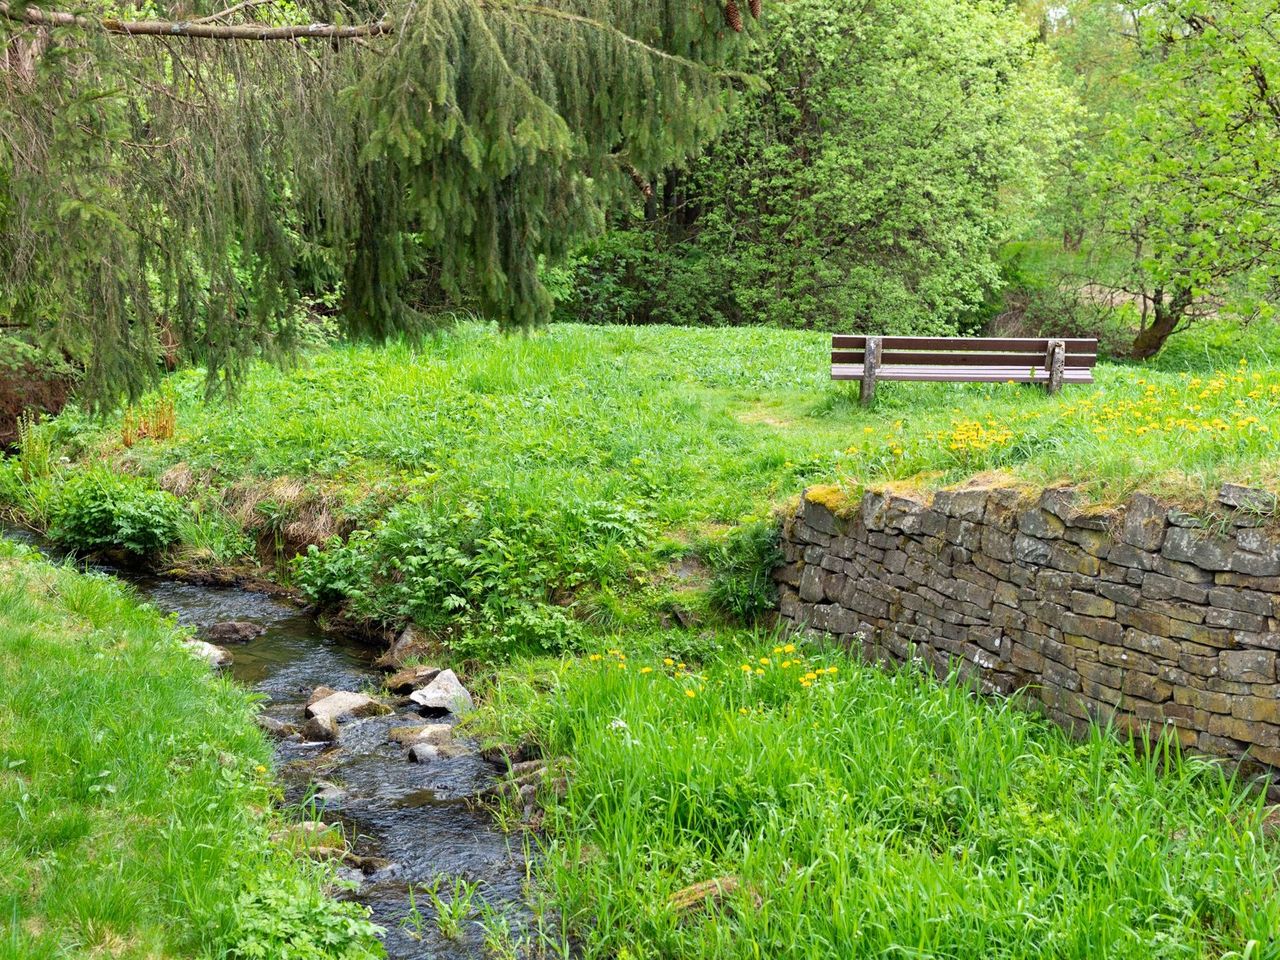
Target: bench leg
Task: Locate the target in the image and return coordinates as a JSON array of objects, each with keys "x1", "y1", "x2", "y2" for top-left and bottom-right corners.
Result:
[
  {"x1": 1045, "y1": 339, "x2": 1065, "y2": 395},
  {"x1": 859, "y1": 336, "x2": 881, "y2": 407}
]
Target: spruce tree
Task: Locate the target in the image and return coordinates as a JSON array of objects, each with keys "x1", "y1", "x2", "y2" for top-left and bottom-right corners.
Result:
[{"x1": 0, "y1": 0, "x2": 759, "y2": 401}]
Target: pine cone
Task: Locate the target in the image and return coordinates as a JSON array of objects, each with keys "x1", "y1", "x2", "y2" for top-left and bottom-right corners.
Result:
[
  {"x1": 724, "y1": 0, "x2": 743, "y2": 32},
  {"x1": 748, "y1": 0, "x2": 761, "y2": 18}
]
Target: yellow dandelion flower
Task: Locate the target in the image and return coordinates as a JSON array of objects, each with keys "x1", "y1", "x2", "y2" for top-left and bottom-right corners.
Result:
[
  {"x1": 589, "y1": 653, "x2": 603, "y2": 662},
  {"x1": 684, "y1": 689, "x2": 696, "y2": 699},
  {"x1": 758, "y1": 657, "x2": 770, "y2": 666},
  {"x1": 663, "y1": 657, "x2": 675, "y2": 666},
  {"x1": 783, "y1": 643, "x2": 796, "y2": 653},
  {"x1": 640, "y1": 667, "x2": 653, "y2": 674},
  {"x1": 741, "y1": 664, "x2": 752, "y2": 673}
]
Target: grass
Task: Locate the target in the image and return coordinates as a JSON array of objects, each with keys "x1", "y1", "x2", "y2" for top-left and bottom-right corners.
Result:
[
  {"x1": 0, "y1": 540, "x2": 382, "y2": 959},
  {"x1": 5, "y1": 320, "x2": 1279, "y2": 652},
  {"x1": 467, "y1": 636, "x2": 1280, "y2": 959}
]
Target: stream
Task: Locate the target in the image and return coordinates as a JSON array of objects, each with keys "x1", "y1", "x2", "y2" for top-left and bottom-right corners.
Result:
[{"x1": 6, "y1": 529, "x2": 538, "y2": 960}]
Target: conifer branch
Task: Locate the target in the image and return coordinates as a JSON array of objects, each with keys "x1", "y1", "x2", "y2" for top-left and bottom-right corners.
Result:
[{"x1": 0, "y1": 2, "x2": 390, "y2": 39}]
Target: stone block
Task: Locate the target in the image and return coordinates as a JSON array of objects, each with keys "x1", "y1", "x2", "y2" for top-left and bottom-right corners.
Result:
[
  {"x1": 1230, "y1": 696, "x2": 1280, "y2": 724},
  {"x1": 1162, "y1": 527, "x2": 1234, "y2": 571},
  {"x1": 1070, "y1": 591, "x2": 1115, "y2": 618},
  {"x1": 1219, "y1": 649, "x2": 1276, "y2": 683},
  {"x1": 802, "y1": 495, "x2": 846, "y2": 536},
  {"x1": 1122, "y1": 671, "x2": 1173, "y2": 702},
  {"x1": 1208, "y1": 712, "x2": 1280, "y2": 747},
  {"x1": 934, "y1": 486, "x2": 989, "y2": 522},
  {"x1": 798, "y1": 564, "x2": 824, "y2": 602},
  {"x1": 1218, "y1": 483, "x2": 1278, "y2": 513},
  {"x1": 1141, "y1": 573, "x2": 1209, "y2": 604},
  {"x1": 1204, "y1": 607, "x2": 1268, "y2": 633},
  {"x1": 1018, "y1": 508, "x2": 1065, "y2": 539},
  {"x1": 1121, "y1": 494, "x2": 1168, "y2": 551}
]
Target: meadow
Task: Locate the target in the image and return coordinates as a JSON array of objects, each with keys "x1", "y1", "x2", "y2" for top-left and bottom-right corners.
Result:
[
  {"x1": 0, "y1": 540, "x2": 382, "y2": 960},
  {"x1": 5, "y1": 321, "x2": 1280, "y2": 655}
]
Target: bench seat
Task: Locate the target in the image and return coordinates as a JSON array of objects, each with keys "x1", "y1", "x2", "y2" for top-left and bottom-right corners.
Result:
[{"x1": 832, "y1": 364, "x2": 1095, "y2": 384}]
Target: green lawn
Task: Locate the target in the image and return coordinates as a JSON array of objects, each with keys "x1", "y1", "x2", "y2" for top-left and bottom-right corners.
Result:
[
  {"x1": 468, "y1": 638, "x2": 1280, "y2": 959},
  {"x1": 0, "y1": 541, "x2": 382, "y2": 960}
]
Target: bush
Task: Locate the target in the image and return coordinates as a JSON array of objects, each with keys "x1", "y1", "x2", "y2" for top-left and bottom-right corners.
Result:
[
  {"x1": 295, "y1": 495, "x2": 653, "y2": 657},
  {"x1": 49, "y1": 468, "x2": 186, "y2": 555},
  {"x1": 702, "y1": 519, "x2": 782, "y2": 622}
]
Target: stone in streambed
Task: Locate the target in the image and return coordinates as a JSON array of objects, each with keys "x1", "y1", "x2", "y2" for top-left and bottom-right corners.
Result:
[
  {"x1": 388, "y1": 723, "x2": 453, "y2": 746},
  {"x1": 301, "y1": 715, "x2": 339, "y2": 742},
  {"x1": 257, "y1": 714, "x2": 298, "y2": 739},
  {"x1": 305, "y1": 690, "x2": 392, "y2": 723},
  {"x1": 385, "y1": 664, "x2": 442, "y2": 694},
  {"x1": 374, "y1": 624, "x2": 434, "y2": 670},
  {"x1": 202, "y1": 620, "x2": 266, "y2": 644},
  {"x1": 408, "y1": 669, "x2": 473, "y2": 714},
  {"x1": 184, "y1": 638, "x2": 233, "y2": 669}
]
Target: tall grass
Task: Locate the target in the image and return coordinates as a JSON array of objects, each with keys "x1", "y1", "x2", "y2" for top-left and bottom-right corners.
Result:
[
  {"x1": 0, "y1": 541, "x2": 382, "y2": 959},
  {"x1": 472, "y1": 638, "x2": 1280, "y2": 959}
]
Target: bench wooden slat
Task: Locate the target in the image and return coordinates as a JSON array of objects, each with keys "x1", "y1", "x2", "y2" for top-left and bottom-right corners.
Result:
[
  {"x1": 833, "y1": 364, "x2": 1094, "y2": 383},
  {"x1": 831, "y1": 350, "x2": 1098, "y2": 368},
  {"x1": 831, "y1": 335, "x2": 1097, "y2": 354}
]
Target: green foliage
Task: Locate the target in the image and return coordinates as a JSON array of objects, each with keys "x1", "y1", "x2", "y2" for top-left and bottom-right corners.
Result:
[
  {"x1": 472, "y1": 641, "x2": 1280, "y2": 958},
  {"x1": 296, "y1": 494, "x2": 651, "y2": 657},
  {"x1": 15, "y1": 323, "x2": 1280, "y2": 651},
  {"x1": 702, "y1": 520, "x2": 781, "y2": 622},
  {"x1": 0, "y1": 0, "x2": 758, "y2": 405},
  {"x1": 0, "y1": 541, "x2": 383, "y2": 959},
  {"x1": 227, "y1": 870, "x2": 384, "y2": 960},
  {"x1": 556, "y1": 0, "x2": 1073, "y2": 333},
  {"x1": 1038, "y1": 0, "x2": 1280, "y2": 358},
  {"x1": 49, "y1": 468, "x2": 186, "y2": 555}
]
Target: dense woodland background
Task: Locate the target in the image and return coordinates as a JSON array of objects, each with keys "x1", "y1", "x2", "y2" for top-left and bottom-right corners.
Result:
[{"x1": 3, "y1": 0, "x2": 1280, "y2": 432}]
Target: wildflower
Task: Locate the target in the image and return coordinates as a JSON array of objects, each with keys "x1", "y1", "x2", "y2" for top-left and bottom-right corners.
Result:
[
  {"x1": 754, "y1": 668, "x2": 765, "y2": 676},
  {"x1": 783, "y1": 643, "x2": 796, "y2": 653},
  {"x1": 684, "y1": 689, "x2": 696, "y2": 699},
  {"x1": 640, "y1": 666, "x2": 653, "y2": 675},
  {"x1": 589, "y1": 653, "x2": 603, "y2": 662},
  {"x1": 663, "y1": 657, "x2": 674, "y2": 666},
  {"x1": 758, "y1": 657, "x2": 770, "y2": 666},
  {"x1": 678, "y1": 663, "x2": 686, "y2": 670},
  {"x1": 255, "y1": 764, "x2": 267, "y2": 774},
  {"x1": 741, "y1": 663, "x2": 752, "y2": 672},
  {"x1": 780, "y1": 660, "x2": 792, "y2": 668},
  {"x1": 739, "y1": 707, "x2": 749, "y2": 716},
  {"x1": 616, "y1": 662, "x2": 626, "y2": 670},
  {"x1": 773, "y1": 646, "x2": 783, "y2": 654}
]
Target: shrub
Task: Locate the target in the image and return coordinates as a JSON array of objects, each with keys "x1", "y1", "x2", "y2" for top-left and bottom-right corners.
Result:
[
  {"x1": 702, "y1": 519, "x2": 782, "y2": 622},
  {"x1": 295, "y1": 495, "x2": 653, "y2": 656},
  {"x1": 49, "y1": 468, "x2": 186, "y2": 555}
]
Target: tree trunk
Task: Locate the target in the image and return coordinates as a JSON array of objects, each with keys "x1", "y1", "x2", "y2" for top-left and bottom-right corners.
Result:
[{"x1": 1128, "y1": 287, "x2": 1193, "y2": 360}]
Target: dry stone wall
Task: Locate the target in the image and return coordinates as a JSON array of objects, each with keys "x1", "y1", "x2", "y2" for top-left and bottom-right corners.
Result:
[{"x1": 775, "y1": 482, "x2": 1280, "y2": 770}]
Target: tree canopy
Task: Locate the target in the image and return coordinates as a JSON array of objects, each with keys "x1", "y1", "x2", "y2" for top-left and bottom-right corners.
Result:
[{"x1": 0, "y1": 0, "x2": 758, "y2": 400}]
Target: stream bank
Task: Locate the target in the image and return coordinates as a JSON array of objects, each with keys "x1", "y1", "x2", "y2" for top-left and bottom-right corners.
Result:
[{"x1": 4, "y1": 527, "x2": 544, "y2": 960}]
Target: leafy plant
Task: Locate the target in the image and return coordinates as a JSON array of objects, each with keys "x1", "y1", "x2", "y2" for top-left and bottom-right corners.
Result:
[
  {"x1": 49, "y1": 468, "x2": 186, "y2": 555},
  {"x1": 702, "y1": 520, "x2": 782, "y2": 621},
  {"x1": 227, "y1": 868, "x2": 384, "y2": 959},
  {"x1": 422, "y1": 874, "x2": 479, "y2": 941}
]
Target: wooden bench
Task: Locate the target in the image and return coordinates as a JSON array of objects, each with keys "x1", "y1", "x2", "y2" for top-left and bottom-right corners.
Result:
[{"x1": 832, "y1": 335, "x2": 1098, "y2": 405}]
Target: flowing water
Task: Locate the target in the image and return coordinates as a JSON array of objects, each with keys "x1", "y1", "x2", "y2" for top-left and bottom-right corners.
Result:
[{"x1": 6, "y1": 530, "x2": 538, "y2": 959}]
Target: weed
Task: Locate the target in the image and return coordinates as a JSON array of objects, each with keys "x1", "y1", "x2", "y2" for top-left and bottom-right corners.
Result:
[
  {"x1": 48, "y1": 467, "x2": 186, "y2": 556},
  {"x1": 423, "y1": 874, "x2": 479, "y2": 940}
]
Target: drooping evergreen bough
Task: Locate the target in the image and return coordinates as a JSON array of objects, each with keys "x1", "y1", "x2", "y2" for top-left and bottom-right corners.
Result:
[{"x1": 0, "y1": 0, "x2": 759, "y2": 401}]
